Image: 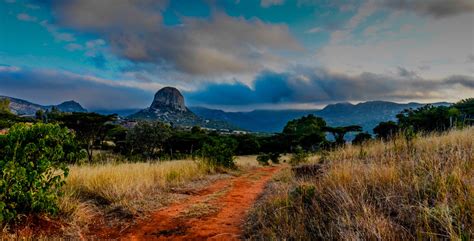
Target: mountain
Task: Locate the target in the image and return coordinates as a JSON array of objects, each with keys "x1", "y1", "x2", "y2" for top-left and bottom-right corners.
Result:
[
  {"x1": 190, "y1": 101, "x2": 451, "y2": 133},
  {"x1": 0, "y1": 96, "x2": 87, "y2": 116},
  {"x1": 128, "y1": 87, "x2": 237, "y2": 130},
  {"x1": 55, "y1": 100, "x2": 87, "y2": 113}
]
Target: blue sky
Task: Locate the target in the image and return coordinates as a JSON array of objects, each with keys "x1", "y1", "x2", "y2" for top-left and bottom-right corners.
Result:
[{"x1": 0, "y1": 0, "x2": 473, "y2": 110}]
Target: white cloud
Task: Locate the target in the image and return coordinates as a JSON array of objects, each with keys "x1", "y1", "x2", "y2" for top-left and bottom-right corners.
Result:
[
  {"x1": 318, "y1": 13, "x2": 474, "y2": 80},
  {"x1": 305, "y1": 27, "x2": 323, "y2": 34},
  {"x1": 65, "y1": 43, "x2": 83, "y2": 51},
  {"x1": 17, "y1": 13, "x2": 37, "y2": 22},
  {"x1": 40, "y1": 20, "x2": 76, "y2": 42},
  {"x1": 261, "y1": 0, "x2": 285, "y2": 8}
]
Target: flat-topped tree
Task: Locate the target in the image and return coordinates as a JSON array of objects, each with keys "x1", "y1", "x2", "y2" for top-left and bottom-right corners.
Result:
[
  {"x1": 324, "y1": 125, "x2": 362, "y2": 145},
  {"x1": 56, "y1": 112, "x2": 116, "y2": 162}
]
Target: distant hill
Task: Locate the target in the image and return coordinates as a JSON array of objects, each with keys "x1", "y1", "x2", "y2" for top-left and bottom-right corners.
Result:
[
  {"x1": 128, "y1": 87, "x2": 238, "y2": 130},
  {"x1": 190, "y1": 101, "x2": 451, "y2": 133},
  {"x1": 0, "y1": 96, "x2": 87, "y2": 116}
]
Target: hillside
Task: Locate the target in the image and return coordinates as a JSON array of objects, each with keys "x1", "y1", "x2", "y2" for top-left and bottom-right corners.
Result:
[
  {"x1": 0, "y1": 96, "x2": 87, "y2": 115},
  {"x1": 191, "y1": 101, "x2": 451, "y2": 133}
]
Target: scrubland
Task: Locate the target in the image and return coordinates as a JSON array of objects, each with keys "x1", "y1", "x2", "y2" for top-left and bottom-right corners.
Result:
[
  {"x1": 1, "y1": 155, "x2": 260, "y2": 238},
  {"x1": 245, "y1": 127, "x2": 474, "y2": 240}
]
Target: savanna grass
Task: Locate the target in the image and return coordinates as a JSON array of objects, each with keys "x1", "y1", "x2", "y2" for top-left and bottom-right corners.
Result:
[{"x1": 245, "y1": 127, "x2": 474, "y2": 240}]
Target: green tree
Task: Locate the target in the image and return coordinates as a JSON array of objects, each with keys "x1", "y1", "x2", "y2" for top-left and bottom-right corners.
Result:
[
  {"x1": 57, "y1": 113, "x2": 116, "y2": 162},
  {"x1": 324, "y1": 125, "x2": 362, "y2": 145},
  {"x1": 200, "y1": 137, "x2": 237, "y2": 170},
  {"x1": 373, "y1": 121, "x2": 399, "y2": 140},
  {"x1": 0, "y1": 123, "x2": 83, "y2": 223},
  {"x1": 234, "y1": 134, "x2": 261, "y2": 155},
  {"x1": 283, "y1": 114, "x2": 327, "y2": 151},
  {"x1": 35, "y1": 109, "x2": 45, "y2": 122},
  {"x1": 352, "y1": 132, "x2": 372, "y2": 145},
  {"x1": 453, "y1": 98, "x2": 474, "y2": 125},
  {"x1": 396, "y1": 105, "x2": 459, "y2": 132},
  {"x1": 126, "y1": 121, "x2": 172, "y2": 158},
  {"x1": 0, "y1": 98, "x2": 10, "y2": 114}
]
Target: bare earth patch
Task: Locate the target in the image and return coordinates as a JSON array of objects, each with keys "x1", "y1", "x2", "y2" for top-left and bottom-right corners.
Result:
[{"x1": 86, "y1": 165, "x2": 283, "y2": 240}]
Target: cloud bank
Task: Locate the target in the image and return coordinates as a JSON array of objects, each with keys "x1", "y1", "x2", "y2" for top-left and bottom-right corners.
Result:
[
  {"x1": 46, "y1": 0, "x2": 299, "y2": 76},
  {"x1": 187, "y1": 67, "x2": 474, "y2": 107}
]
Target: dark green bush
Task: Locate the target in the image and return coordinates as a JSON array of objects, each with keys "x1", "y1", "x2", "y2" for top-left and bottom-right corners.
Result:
[
  {"x1": 269, "y1": 152, "x2": 281, "y2": 164},
  {"x1": 199, "y1": 137, "x2": 236, "y2": 170},
  {"x1": 289, "y1": 146, "x2": 309, "y2": 166},
  {"x1": 257, "y1": 153, "x2": 270, "y2": 166},
  {"x1": 0, "y1": 123, "x2": 83, "y2": 223}
]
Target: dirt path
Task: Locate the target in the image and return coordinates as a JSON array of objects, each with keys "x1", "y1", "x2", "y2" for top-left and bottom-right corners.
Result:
[{"x1": 116, "y1": 166, "x2": 281, "y2": 240}]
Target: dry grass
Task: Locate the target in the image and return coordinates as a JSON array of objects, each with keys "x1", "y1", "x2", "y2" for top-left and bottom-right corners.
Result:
[
  {"x1": 55, "y1": 155, "x2": 260, "y2": 236},
  {"x1": 245, "y1": 127, "x2": 474, "y2": 240}
]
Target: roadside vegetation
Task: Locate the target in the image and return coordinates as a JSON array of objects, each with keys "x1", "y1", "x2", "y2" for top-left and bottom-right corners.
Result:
[
  {"x1": 1, "y1": 98, "x2": 473, "y2": 239},
  {"x1": 245, "y1": 129, "x2": 474, "y2": 239}
]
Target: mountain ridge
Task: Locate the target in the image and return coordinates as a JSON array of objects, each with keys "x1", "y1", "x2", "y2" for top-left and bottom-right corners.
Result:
[
  {"x1": 0, "y1": 96, "x2": 87, "y2": 116},
  {"x1": 190, "y1": 100, "x2": 451, "y2": 133}
]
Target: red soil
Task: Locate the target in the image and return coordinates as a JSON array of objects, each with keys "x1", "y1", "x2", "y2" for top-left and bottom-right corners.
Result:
[{"x1": 109, "y1": 166, "x2": 282, "y2": 240}]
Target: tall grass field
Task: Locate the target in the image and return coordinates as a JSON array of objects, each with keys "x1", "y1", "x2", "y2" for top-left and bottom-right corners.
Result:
[{"x1": 245, "y1": 127, "x2": 474, "y2": 240}]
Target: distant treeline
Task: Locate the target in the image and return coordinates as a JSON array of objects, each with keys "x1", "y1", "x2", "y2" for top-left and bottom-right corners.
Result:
[{"x1": 1, "y1": 98, "x2": 473, "y2": 162}]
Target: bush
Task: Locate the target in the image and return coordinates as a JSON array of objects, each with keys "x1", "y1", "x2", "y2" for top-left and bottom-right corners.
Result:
[
  {"x1": 199, "y1": 138, "x2": 236, "y2": 170},
  {"x1": 289, "y1": 146, "x2": 309, "y2": 166},
  {"x1": 269, "y1": 153, "x2": 281, "y2": 164},
  {"x1": 257, "y1": 153, "x2": 270, "y2": 166},
  {"x1": 0, "y1": 123, "x2": 83, "y2": 223}
]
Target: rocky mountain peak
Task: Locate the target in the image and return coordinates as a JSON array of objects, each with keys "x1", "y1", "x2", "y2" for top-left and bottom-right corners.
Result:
[
  {"x1": 56, "y1": 100, "x2": 87, "y2": 112},
  {"x1": 150, "y1": 87, "x2": 187, "y2": 112}
]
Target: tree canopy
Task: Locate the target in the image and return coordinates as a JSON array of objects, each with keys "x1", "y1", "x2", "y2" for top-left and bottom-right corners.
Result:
[{"x1": 282, "y1": 114, "x2": 327, "y2": 151}]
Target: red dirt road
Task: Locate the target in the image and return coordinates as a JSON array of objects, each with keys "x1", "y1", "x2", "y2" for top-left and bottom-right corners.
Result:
[{"x1": 120, "y1": 166, "x2": 281, "y2": 240}]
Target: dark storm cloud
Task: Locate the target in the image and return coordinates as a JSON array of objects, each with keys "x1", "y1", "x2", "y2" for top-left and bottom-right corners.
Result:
[
  {"x1": 383, "y1": 0, "x2": 474, "y2": 18},
  {"x1": 186, "y1": 67, "x2": 474, "y2": 106},
  {"x1": 444, "y1": 75, "x2": 474, "y2": 88},
  {"x1": 0, "y1": 68, "x2": 152, "y2": 109},
  {"x1": 43, "y1": 0, "x2": 300, "y2": 76},
  {"x1": 397, "y1": 67, "x2": 418, "y2": 78}
]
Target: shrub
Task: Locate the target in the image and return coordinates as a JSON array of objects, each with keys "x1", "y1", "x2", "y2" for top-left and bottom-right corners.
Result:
[
  {"x1": 199, "y1": 138, "x2": 236, "y2": 170},
  {"x1": 0, "y1": 123, "x2": 83, "y2": 223},
  {"x1": 289, "y1": 146, "x2": 308, "y2": 166},
  {"x1": 269, "y1": 153, "x2": 281, "y2": 164},
  {"x1": 256, "y1": 153, "x2": 270, "y2": 166}
]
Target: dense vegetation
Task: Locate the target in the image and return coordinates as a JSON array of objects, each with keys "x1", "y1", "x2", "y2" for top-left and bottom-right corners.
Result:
[{"x1": 0, "y1": 123, "x2": 82, "y2": 223}]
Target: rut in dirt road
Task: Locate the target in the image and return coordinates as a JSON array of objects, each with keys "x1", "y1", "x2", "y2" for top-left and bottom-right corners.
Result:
[{"x1": 122, "y1": 165, "x2": 282, "y2": 240}]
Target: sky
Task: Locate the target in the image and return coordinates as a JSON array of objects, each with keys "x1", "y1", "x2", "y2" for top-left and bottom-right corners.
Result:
[{"x1": 0, "y1": 0, "x2": 473, "y2": 111}]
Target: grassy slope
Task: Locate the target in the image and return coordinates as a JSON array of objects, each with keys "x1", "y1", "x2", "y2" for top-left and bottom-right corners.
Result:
[{"x1": 245, "y1": 128, "x2": 474, "y2": 240}]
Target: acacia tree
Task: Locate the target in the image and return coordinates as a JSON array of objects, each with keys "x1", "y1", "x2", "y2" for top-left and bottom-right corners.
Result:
[
  {"x1": 324, "y1": 125, "x2": 362, "y2": 146},
  {"x1": 352, "y1": 132, "x2": 372, "y2": 145},
  {"x1": 126, "y1": 121, "x2": 172, "y2": 158},
  {"x1": 282, "y1": 114, "x2": 327, "y2": 151},
  {"x1": 373, "y1": 121, "x2": 399, "y2": 140},
  {"x1": 57, "y1": 113, "x2": 116, "y2": 162},
  {"x1": 453, "y1": 98, "x2": 474, "y2": 125}
]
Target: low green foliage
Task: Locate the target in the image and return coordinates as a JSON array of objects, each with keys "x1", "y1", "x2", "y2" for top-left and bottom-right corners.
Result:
[
  {"x1": 257, "y1": 153, "x2": 270, "y2": 166},
  {"x1": 269, "y1": 152, "x2": 280, "y2": 164},
  {"x1": 199, "y1": 137, "x2": 236, "y2": 170},
  {"x1": 0, "y1": 123, "x2": 83, "y2": 223},
  {"x1": 289, "y1": 146, "x2": 309, "y2": 166},
  {"x1": 0, "y1": 99, "x2": 10, "y2": 114}
]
